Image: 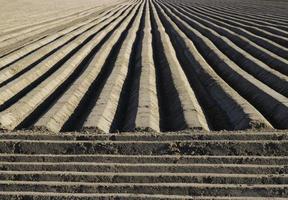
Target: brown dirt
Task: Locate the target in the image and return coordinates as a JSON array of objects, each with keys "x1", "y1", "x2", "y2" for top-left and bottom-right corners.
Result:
[{"x1": 0, "y1": 0, "x2": 288, "y2": 198}]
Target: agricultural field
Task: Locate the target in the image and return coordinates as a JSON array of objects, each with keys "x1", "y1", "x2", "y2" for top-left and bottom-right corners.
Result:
[
  {"x1": 0, "y1": 0, "x2": 287, "y2": 199},
  {"x1": 0, "y1": 0, "x2": 288, "y2": 133}
]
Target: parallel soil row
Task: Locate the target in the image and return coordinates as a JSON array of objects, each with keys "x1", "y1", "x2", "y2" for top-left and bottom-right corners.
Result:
[
  {"x1": 0, "y1": 0, "x2": 287, "y2": 133},
  {"x1": 0, "y1": 131, "x2": 287, "y2": 199},
  {"x1": 0, "y1": 0, "x2": 287, "y2": 198}
]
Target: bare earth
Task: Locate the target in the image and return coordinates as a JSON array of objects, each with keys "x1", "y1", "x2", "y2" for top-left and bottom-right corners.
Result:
[
  {"x1": 0, "y1": 0, "x2": 287, "y2": 199},
  {"x1": 0, "y1": 0, "x2": 124, "y2": 32}
]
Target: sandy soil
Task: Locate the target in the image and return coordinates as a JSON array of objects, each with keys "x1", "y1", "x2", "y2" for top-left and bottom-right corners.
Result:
[{"x1": 0, "y1": 0, "x2": 124, "y2": 32}]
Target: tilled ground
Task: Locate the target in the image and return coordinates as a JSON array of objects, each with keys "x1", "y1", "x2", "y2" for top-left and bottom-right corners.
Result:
[
  {"x1": 0, "y1": 0, "x2": 287, "y2": 133},
  {"x1": 0, "y1": 0, "x2": 288, "y2": 198},
  {"x1": 0, "y1": 130, "x2": 287, "y2": 199}
]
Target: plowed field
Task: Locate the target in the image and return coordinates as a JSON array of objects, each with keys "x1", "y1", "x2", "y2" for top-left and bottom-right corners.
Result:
[
  {"x1": 0, "y1": 0, "x2": 287, "y2": 133},
  {"x1": 0, "y1": 0, "x2": 288, "y2": 199}
]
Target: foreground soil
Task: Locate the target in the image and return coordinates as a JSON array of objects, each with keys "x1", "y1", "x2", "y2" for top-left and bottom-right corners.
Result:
[
  {"x1": 0, "y1": 130, "x2": 287, "y2": 199},
  {"x1": 0, "y1": 0, "x2": 287, "y2": 133}
]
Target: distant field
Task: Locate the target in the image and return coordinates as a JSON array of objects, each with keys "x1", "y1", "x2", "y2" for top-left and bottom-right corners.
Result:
[
  {"x1": 0, "y1": 0, "x2": 287, "y2": 134},
  {"x1": 0, "y1": 0, "x2": 124, "y2": 32}
]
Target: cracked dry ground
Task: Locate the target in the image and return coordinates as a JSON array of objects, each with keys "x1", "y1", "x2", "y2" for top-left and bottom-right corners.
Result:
[{"x1": 0, "y1": 0, "x2": 287, "y2": 199}]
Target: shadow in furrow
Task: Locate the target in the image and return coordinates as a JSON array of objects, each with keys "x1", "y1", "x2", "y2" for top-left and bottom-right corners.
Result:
[
  {"x1": 0, "y1": 35, "x2": 48, "y2": 60},
  {"x1": 0, "y1": 8, "x2": 120, "y2": 71},
  {"x1": 61, "y1": 4, "x2": 142, "y2": 132},
  {"x1": 149, "y1": 1, "x2": 186, "y2": 132},
  {"x1": 154, "y1": 2, "x2": 231, "y2": 131},
  {"x1": 110, "y1": 1, "x2": 146, "y2": 132},
  {"x1": 15, "y1": 7, "x2": 136, "y2": 130},
  {"x1": 0, "y1": 6, "x2": 112, "y2": 61},
  {"x1": 0, "y1": 8, "x2": 128, "y2": 112}
]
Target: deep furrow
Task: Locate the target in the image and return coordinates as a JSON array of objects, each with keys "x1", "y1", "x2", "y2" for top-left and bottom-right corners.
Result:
[
  {"x1": 150, "y1": 0, "x2": 209, "y2": 131},
  {"x1": 201, "y1": 5, "x2": 288, "y2": 28},
  {"x1": 187, "y1": 5, "x2": 288, "y2": 48},
  {"x1": 0, "y1": 2, "x2": 139, "y2": 131},
  {"x1": 0, "y1": 5, "x2": 124, "y2": 70},
  {"x1": 198, "y1": 4, "x2": 288, "y2": 26},
  {"x1": 161, "y1": 2, "x2": 288, "y2": 97},
  {"x1": 0, "y1": 4, "x2": 131, "y2": 111},
  {"x1": 179, "y1": 3, "x2": 288, "y2": 35},
  {"x1": 79, "y1": 2, "x2": 145, "y2": 133},
  {"x1": 32, "y1": 2, "x2": 143, "y2": 133},
  {"x1": 154, "y1": 1, "x2": 272, "y2": 130},
  {"x1": 121, "y1": 0, "x2": 160, "y2": 132},
  {"x1": 156, "y1": 2, "x2": 231, "y2": 131},
  {"x1": 169, "y1": 3, "x2": 288, "y2": 76},
  {"x1": 201, "y1": 2, "x2": 288, "y2": 19},
  {"x1": 169, "y1": 1, "x2": 288, "y2": 21},
  {"x1": 156, "y1": 1, "x2": 288, "y2": 129},
  {"x1": 173, "y1": 3, "x2": 288, "y2": 60},
  {"x1": 0, "y1": 7, "x2": 120, "y2": 82}
]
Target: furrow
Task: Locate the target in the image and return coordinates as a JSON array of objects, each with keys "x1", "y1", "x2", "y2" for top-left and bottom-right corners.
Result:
[
  {"x1": 187, "y1": 5, "x2": 288, "y2": 48},
  {"x1": 199, "y1": 2, "x2": 288, "y2": 21},
  {"x1": 0, "y1": 2, "x2": 128, "y2": 56},
  {"x1": 33, "y1": 2, "x2": 143, "y2": 133},
  {"x1": 170, "y1": 3, "x2": 288, "y2": 76},
  {"x1": 0, "y1": 5, "x2": 126, "y2": 84},
  {"x1": 1, "y1": 0, "x2": 287, "y2": 198},
  {"x1": 81, "y1": 2, "x2": 145, "y2": 133},
  {"x1": 0, "y1": 3, "x2": 139, "y2": 131},
  {"x1": 0, "y1": 4, "x2": 107, "y2": 36},
  {"x1": 150, "y1": 0, "x2": 210, "y2": 131},
  {"x1": 154, "y1": 1, "x2": 272, "y2": 130},
  {"x1": 182, "y1": 3, "x2": 288, "y2": 37},
  {"x1": 0, "y1": 5, "x2": 124, "y2": 70},
  {"x1": 157, "y1": 2, "x2": 288, "y2": 129},
  {"x1": 122, "y1": 0, "x2": 160, "y2": 132},
  {"x1": 0, "y1": 5, "x2": 130, "y2": 109},
  {"x1": 194, "y1": 4, "x2": 288, "y2": 27},
  {"x1": 0, "y1": 12, "x2": 106, "y2": 57},
  {"x1": 178, "y1": 4, "x2": 288, "y2": 60},
  {"x1": 161, "y1": 2, "x2": 288, "y2": 98}
]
